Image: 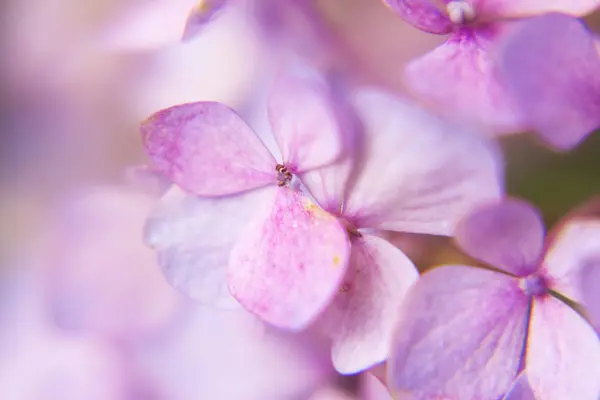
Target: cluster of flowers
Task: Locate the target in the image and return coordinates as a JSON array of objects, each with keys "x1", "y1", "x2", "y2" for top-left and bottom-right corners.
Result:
[
  {"x1": 5, "y1": 0, "x2": 599, "y2": 399},
  {"x1": 135, "y1": 0, "x2": 600, "y2": 399}
]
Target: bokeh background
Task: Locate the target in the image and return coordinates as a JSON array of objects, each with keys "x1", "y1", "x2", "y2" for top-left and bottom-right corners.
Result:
[{"x1": 0, "y1": 0, "x2": 599, "y2": 398}]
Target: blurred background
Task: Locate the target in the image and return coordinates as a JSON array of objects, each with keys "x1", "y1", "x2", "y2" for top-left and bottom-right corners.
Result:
[{"x1": 0, "y1": 0, "x2": 599, "y2": 398}]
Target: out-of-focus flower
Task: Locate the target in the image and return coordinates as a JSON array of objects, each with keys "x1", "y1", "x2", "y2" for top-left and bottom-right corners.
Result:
[
  {"x1": 102, "y1": 0, "x2": 230, "y2": 50},
  {"x1": 382, "y1": 0, "x2": 600, "y2": 147},
  {"x1": 45, "y1": 186, "x2": 182, "y2": 340},
  {"x1": 301, "y1": 89, "x2": 503, "y2": 374},
  {"x1": 0, "y1": 270, "x2": 131, "y2": 400},
  {"x1": 388, "y1": 199, "x2": 600, "y2": 399},
  {"x1": 142, "y1": 64, "x2": 352, "y2": 330},
  {"x1": 496, "y1": 13, "x2": 600, "y2": 150},
  {"x1": 135, "y1": 304, "x2": 334, "y2": 400}
]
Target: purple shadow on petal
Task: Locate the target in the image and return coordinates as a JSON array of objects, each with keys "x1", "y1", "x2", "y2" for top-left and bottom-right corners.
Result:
[
  {"x1": 454, "y1": 198, "x2": 546, "y2": 277},
  {"x1": 496, "y1": 13, "x2": 600, "y2": 150},
  {"x1": 182, "y1": 0, "x2": 230, "y2": 41},
  {"x1": 502, "y1": 373, "x2": 535, "y2": 400},
  {"x1": 388, "y1": 266, "x2": 528, "y2": 400},
  {"x1": 382, "y1": 0, "x2": 453, "y2": 34}
]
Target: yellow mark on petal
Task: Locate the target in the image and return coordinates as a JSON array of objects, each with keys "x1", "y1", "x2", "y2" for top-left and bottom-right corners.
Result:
[
  {"x1": 333, "y1": 255, "x2": 340, "y2": 266},
  {"x1": 303, "y1": 198, "x2": 335, "y2": 220}
]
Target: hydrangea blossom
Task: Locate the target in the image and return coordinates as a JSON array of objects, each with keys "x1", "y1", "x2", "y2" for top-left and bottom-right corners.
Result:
[
  {"x1": 383, "y1": 0, "x2": 600, "y2": 148},
  {"x1": 388, "y1": 199, "x2": 600, "y2": 399},
  {"x1": 0, "y1": 270, "x2": 131, "y2": 400},
  {"x1": 143, "y1": 65, "x2": 352, "y2": 329},
  {"x1": 143, "y1": 77, "x2": 503, "y2": 374},
  {"x1": 301, "y1": 89, "x2": 503, "y2": 373},
  {"x1": 136, "y1": 304, "x2": 334, "y2": 400}
]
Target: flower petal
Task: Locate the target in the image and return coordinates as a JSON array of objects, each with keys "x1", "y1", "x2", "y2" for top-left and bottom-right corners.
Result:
[
  {"x1": 141, "y1": 102, "x2": 277, "y2": 197},
  {"x1": 476, "y1": 0, "x2": 600, "y2": 19},
  {"x1": 49, "y1": 187, "x2": 181, "y2": 338},
  {"x1": 526, "y1": 296, "x2": 600, "y2": 400},
  {"x1": 388, "y1": 266, "x2": 528, "y2": 399},
  {"x1": 404, "y1": 28, "x2": 525, "y2": 134},
  {"x1": 455, "y1": 199, "x2": 545, "y2": 277},
  {"x1": 361, "y1": 373, "x2": 394, "y2": 400},
  {"x1": 496, "y1": 13, "x2": 600, "y2": 151},
  {"x1": 382, "y1": 0, "x2": 453, "y2": 34},
  {"x1": 503, "y1": 374, "x2": 535, "y2": 400},
  {"x1": 182, "y1": 0, "x2": 229, "y2": 41},
  {"x1": 318, "y1": 234, "x2": 418, "y2": 374},
  {"x1": 101, "y1": 0, "x2": 199, "y2": 51},
  {"x1": 268, "y1": 65, "x2": 345, "y2": 173},
  {"x1": 542, "y1": 219, "x2": 600, "y2": 303},
  {"x1": 144, "y1": 185, "x2": 276, "y2": 307},
  {"x1": 141, "y1": 305, "x2": 333, "y2": 400},
  {"x1": 582, "y1": 261, "x2": 600, "y2": 331},
  {"x1": 228, "y1": 187, "x2": 351, "y2": 330},
  {"x1": 344, "y1": 89, "x2": 503, "y2": 235}
]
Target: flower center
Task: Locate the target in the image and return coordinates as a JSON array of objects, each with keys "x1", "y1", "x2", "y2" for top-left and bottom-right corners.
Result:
[
  {"x1": 519, "y1": 273, "x2": 549, "y2": 298},
  {"x1": 275, "y1": 164, "x2": 293, "y2": 187},
  {"x1": 446, "y1": 1, "x2": 476, "y2": 25}
]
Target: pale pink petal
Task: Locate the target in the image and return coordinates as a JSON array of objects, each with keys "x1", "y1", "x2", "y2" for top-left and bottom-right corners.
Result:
[
  {"x1": 297, "y1": 94, "x2": 360, "y2": 214},
  {"x1": 496, "y1": 13, "x2": 600, "y2": 150},
  {"x1": 137, "y1": 305, "x2": 333, "y2": 400},
  {"x1": 144, "y1": 185, "x2": 276, "y2": 308},
  {"x1": 582, "y1": 261, "x2": 600, "y2": 331},
  {"x1": 388, "y1": 266, "x2": 528, "y2": 399},
  {"x1": 476, "y1": 0, "x2": 600, "y2": 19},
  {"x1": 141, "y1": 102, "x2": 277, "y2": 196},
  {"x1": 299, "y1": 159, "x2": 353, "y2": 215},
  {"x1": 101, "y1": 0, "x2": 199, "y2": 51},
  {"x1": 382, "y1": 0, "x2": 453, "y2": 34},
  {"x1": 318, "y1": 234, "x2": 418, "y2": 374},
  {"x1": 228, "y1": 187, "x2": 351, "y2": 330},
  {"x1": 268, "y1": 65, "x2": 345, "y2": 173},
  {"x1": 49, "y1": 187, "x2": 181, "y2": 338},
  {"x1": 503, "y1": 374, "x2": 535, "y2": 400},
  {"x1": 526, "y1": 296, "x2": 600, "y2": 400},
  {"x1": 344, "y1": 89, "x2": 503, "y2": 235},
  {"x1": 542, "y1": 219, "x2": 600, "y2": 303},
  {"x1": 182, "y1": 0, "x2": 230, "y2": 41},
  {"x1": 0, "y1": 337, "x2": 130, "y2": 400},
  {"x1": 455, "y1": 199, "x2": 545, "y2": 277},
  {"x1": 361, "y1": 373, "x2": 393, "y2": 400},
  {"x1": 405, "y1": 28, "x2": 525, "y2": 134}
]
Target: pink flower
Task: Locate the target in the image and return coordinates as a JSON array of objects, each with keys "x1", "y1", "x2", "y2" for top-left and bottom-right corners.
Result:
[
  {"x1": 383, "y1": 0, "x2": 600, "y2": 148},
  {"x1": 142, "y1": 64, "x2": 351, "y2": 330},
  {"x1": 135, "y1": 304, "x2": 334, "y2": 399},
  {"x1": 45, "y1": 186, "x2": 182, "y2": 339},
  {"x1": 299, "y1": 89, "x2": 503, "y2": 374},
  {"x1": 0, "y1": 270, "x2": 132, "y2": 400},
  {"x1": 388, "y1": 199, "x2": 600, "y2": 399},
  {"x1": 101, "y1": 0, "x2": 230, "y2": 50}
]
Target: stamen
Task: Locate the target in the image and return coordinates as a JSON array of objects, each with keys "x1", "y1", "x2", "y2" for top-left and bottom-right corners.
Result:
[
  {"x1": 519, "y1": 274, "x2": 548, "y2": 297},
  {"x1": 275, "y1": 164, "x2": 293, "y2": 187},
  {"x1": 446, "y1": 1, "x2": 476, "y2": 25}
]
